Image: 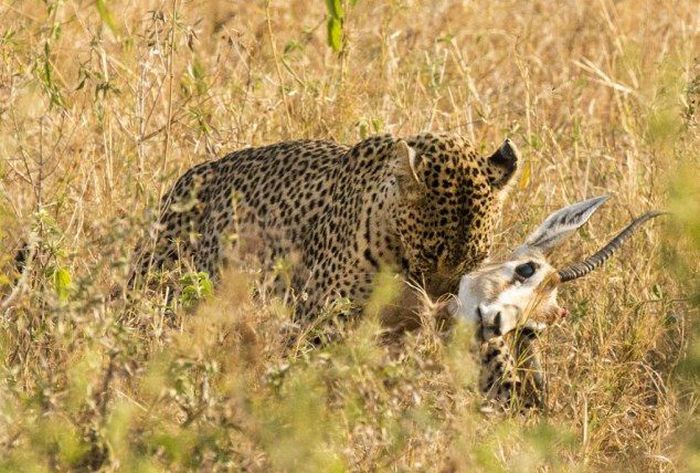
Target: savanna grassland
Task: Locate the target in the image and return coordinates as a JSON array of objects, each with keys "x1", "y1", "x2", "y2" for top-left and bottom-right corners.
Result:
[{"x1": 1, "y1": 0, "x2": 699, "y2": 471}]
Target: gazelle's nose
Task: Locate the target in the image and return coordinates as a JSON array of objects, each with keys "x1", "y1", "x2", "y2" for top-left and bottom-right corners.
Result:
[
  {"x1": 545, "y1": 305, "x2": 569, "y2": 324},
  {"x1": 477, "y1": 303, "x2": 520, "y2": 340}
]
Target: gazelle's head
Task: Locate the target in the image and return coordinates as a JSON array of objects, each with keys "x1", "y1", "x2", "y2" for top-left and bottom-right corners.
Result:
[{"x1": 451, "y1": 195, "x2": 663, "y2": 340}]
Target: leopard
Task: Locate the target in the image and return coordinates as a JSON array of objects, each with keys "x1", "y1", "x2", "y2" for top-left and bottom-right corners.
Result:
[{"x1": 129, "y1": 132, "x2": 520, "y2": 323}]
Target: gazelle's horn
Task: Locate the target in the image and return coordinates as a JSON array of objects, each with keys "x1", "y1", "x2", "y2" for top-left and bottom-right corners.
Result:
[{"x1": 558, "y1": 211, "x2": 666, "y2": 283}]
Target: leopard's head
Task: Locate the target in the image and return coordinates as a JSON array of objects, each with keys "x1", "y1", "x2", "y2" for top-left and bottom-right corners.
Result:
[{"x1": 392, "y1": 133, "x2": 520, "y2": 295}]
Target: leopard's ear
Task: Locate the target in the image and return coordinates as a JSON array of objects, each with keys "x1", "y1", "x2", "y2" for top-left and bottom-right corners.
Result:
[
  {"x1": 392, "y1": 139, "x2": 424, "y2": 194},
  {"x1": 486, "y1": 138, "x2": 519, "y2": 190}
]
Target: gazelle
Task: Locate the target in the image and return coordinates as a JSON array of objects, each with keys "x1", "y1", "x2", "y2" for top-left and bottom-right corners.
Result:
[{"x1": 449, "y1": 195, "x2": 664, "y2": 407}]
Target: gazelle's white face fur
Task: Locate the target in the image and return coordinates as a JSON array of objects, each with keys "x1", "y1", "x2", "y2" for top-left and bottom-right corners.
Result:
[
  {"x1": 450, "y1": 195, "x2": 609, "y2": 339},
  {"x1": 455, "y1": 249, "x2": 561, "y2": 340}
]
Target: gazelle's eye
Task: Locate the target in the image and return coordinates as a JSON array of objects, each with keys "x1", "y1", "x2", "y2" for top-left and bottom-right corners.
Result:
[{"x1": 514, "y1": 261, "x2": 538, "y2": 281}]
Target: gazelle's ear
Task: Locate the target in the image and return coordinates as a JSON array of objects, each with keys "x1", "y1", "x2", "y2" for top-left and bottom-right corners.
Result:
[{"x1": 517, "y1": 195, "x2": 609, "y2": 254}]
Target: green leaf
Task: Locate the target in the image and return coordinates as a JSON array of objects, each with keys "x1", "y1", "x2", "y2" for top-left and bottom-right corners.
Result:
[
  {"x1": 95, "y1": 0, "x2": 119, "y2": 35},
  {"x1": 283, "y1": 40, "x2": 303, "y2": 56},
  {"x1": 327, "y1": 17, "x2": 342, "y2": 53},
  {"x1": 370, "y1": 117, "x2": 384, "y2": 133},
  {"x1": 518, "y1": 159, "x2": 531, "y2": 190},
  {"x1": 53, "y1": 267, "x2": 72, "y2": 302},
  {"x1": 325, "y1": 0, "x2": 344, "y2": 19},
  {"x1": 358, "y1": 120, "x2": 369, "y2": 139},
  {"x1": 179, "y1": 271, "x2": 213, "y2": 307}
]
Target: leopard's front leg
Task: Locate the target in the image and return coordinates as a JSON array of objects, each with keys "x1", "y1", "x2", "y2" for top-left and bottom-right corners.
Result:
[
  {"x1": 479, "y1": 336, "x2": 520, "y2": 406},
  {"x1": 478, "y1": 330, "x2": 546, "y2": 409}
]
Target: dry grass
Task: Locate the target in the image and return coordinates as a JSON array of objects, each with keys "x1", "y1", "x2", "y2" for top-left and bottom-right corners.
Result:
[{"x1": 1, "y1": 0, "x2": 699, "y2": 471}]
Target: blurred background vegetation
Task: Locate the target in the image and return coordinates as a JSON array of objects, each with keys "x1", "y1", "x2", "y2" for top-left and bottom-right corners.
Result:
[{"x1": 0, "y1": 0, "x2": 698, "y2": 471}]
